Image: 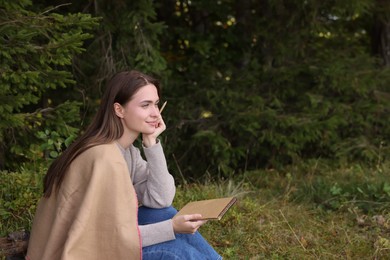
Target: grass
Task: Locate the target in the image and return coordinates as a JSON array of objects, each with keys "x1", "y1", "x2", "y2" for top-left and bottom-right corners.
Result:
[
  {"x1": 1, "y1": 160, "x2": 390, "y2": 259},
  {"x1": 174, "y1": 160, "x2": 390, "y2": 259},
  {"x1": 179, "y1": 186, "x2": 389, "y2": 259}
]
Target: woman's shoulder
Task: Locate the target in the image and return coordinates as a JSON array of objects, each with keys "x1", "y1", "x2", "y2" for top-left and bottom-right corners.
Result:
[{"x1": 77, "y1": 142, "x2": 123, "y2": 162}]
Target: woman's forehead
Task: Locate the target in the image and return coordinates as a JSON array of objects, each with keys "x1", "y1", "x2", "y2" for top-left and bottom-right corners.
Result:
[{"x1": 131, "y1": 84, "x2": 159, "y2": 101}]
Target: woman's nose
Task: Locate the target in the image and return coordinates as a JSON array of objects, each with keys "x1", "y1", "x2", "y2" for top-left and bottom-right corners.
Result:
[{"x1": 151, "y1": 105, "x2": 160, "y2": 116}]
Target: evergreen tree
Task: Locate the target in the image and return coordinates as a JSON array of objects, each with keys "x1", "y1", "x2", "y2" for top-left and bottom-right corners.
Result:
[
  {"x1": 0, "y1": 0, "x2": 98, "y2": 169},
  {"x1": 2, "y1": 0, "x2": 389, "y2": 179}
]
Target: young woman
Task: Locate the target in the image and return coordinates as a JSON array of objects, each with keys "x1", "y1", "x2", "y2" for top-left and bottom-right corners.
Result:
[{"x1": 26, "y1": 70, "x2": 221, "y2": 259}]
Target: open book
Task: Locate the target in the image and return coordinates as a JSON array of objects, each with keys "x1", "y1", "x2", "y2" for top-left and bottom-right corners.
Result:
[{"x1": 175, "y1": 197, "x2": 237, "y2": 220}]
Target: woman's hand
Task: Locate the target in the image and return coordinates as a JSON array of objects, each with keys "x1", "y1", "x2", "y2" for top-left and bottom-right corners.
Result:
[
  {"x1": 172, "y1": 214, "x2": 207, "y2": 234},
  {"x1": 142, "y1": 115, "x2": 166, "y2": 147}
]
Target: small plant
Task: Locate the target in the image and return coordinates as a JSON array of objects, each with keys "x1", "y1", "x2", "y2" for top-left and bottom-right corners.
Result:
[{"x1": 36, "y1": 129, "x2": 76, "y2": 159}]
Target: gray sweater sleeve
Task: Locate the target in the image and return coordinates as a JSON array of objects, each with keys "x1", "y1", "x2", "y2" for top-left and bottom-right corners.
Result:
[
  {"x1": 129, "y1": 141, "x2": 176, "y2": 207},
  {"x1": 139, "y1": 219, "x2": 176, "y2": 247}
]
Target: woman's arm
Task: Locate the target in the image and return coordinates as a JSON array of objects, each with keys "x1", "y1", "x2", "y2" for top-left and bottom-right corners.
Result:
[
  {"x1": 130, "y1": 142, "x2": 176, "y2": 207},
  {"x1": 138, "y1": 207, "x2": 206, "y2": 247},
  {"x1": 139, "y1": 220, "x2": 175, "y2": 247}
]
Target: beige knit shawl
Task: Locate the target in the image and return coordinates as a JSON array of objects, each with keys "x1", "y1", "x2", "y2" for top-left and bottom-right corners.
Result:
[{"x1": 27, "y1": 143, "x2": 141, "y2": 260}]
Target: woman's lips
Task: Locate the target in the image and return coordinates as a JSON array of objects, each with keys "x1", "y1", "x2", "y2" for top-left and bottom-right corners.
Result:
[{"x1": 146, "y1": 121, "x2": 158, "y2": 127}]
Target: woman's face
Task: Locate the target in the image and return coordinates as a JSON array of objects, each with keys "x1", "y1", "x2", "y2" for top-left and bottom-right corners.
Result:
[{"x1": 116, "y1": 84, "x2": 160, "y2": 138}]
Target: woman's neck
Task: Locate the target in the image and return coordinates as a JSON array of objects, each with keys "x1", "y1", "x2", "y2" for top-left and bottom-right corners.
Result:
[{"x1": 116, "y1": 133, "x2": 138, "y2": 149}]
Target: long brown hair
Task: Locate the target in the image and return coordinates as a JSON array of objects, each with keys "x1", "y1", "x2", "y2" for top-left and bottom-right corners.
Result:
[{"x1": 43, "y1": 70, "x2": 161, "y2": 197}]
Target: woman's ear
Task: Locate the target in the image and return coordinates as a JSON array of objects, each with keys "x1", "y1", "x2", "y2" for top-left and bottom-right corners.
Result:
[{"x1": 114, "y1": 102, "x2": 124, "y2": 118}]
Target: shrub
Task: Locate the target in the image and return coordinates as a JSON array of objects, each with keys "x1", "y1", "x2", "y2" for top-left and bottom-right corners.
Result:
[{"x1": 0, "y1": 169, "x2": 44, "y2": 236}]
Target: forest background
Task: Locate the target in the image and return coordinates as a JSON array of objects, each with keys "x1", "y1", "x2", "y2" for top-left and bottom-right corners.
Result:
[{"x1": 1, "y1": 0, "x2": 390, "y2": 258}]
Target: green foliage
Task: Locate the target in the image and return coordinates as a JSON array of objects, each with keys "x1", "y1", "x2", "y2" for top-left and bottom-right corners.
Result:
[
  {"x1": 0, "y1": 0, "x2": 99, "y2": 170},
  {"x1": 293, "y1": 163, "x2": 390, "y2": 213},
  {"x1": 69, "y1": 0, "x2": 167, "y2": 94},
  {"x1": 35, "y1": 127, "x2": 77, "y2": 159},
  {"x1": 0, "y1": 170, "x2": 44, "y2": 236},
  {"x1": 157, "y1": 0, "x2": 390, "y2": 179},
  {"x1": 2, "y1": 0, "x2": 389, "y2": 180}
]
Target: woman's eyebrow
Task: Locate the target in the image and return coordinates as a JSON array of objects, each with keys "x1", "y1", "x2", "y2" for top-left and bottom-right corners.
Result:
[{"x1": 139, "y1": 99, "x2": 160, "y2": 104}]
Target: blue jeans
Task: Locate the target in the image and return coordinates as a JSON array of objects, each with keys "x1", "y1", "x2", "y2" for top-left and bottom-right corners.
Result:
[{"x1": 138, "y1": 206, "x2": 222, "y2": 260}]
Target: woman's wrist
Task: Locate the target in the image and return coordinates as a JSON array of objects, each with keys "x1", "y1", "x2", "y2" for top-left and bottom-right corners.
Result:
[{"x1": 142, "y1": 137, "x2": 157, "y2": 148}]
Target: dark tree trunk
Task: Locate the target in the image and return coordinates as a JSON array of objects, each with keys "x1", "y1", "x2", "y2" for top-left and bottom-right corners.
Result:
[
  {"x1": 371, "y1": 1, "x2": 390, "y2": 66},
  {"x1": 372, "y1": 20, "x2": 390, "y2": 66},
  {"x1": 380, "y1": 22, "x2": 390, "y2": 66},
  {"x1": 0, "y1": 144, "x2": 4, "y2": 170}
]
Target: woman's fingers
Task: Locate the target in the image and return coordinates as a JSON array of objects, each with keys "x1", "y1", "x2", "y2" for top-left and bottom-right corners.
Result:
[{"x1": 172, "y1": 214, "x2": 207, "y2": 234}]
